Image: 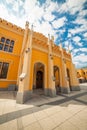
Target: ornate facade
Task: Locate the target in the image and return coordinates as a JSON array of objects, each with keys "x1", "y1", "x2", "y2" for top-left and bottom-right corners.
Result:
[{"x1": 0, "y1": 18, "x2": 80, "y2": 104}]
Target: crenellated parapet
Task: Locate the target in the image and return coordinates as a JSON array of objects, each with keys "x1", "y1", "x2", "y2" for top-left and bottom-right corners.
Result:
[
  {"x1": 63, "y1": 49, "x2": 71, "y2": 60},
  {"x1": 0, "y1": 18, "x2": 24, "y2": 34}
]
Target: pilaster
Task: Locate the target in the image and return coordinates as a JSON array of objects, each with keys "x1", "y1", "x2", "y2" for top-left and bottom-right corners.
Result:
[
  {"x1": 60, "y1": 44, "x2": 70, "y2": 93},
  {"x1": 17, "y1": 22, "x2": 29, "y2": 85},
  {"x1": 45, "y1": 34, "x2": 56, "y2": 97},
  {"x1": 16, "y1": 23, "x2": 33, "y2": 104},
  {"x1": 70, "y1": 63, "x2": 80, "y2": 91}
]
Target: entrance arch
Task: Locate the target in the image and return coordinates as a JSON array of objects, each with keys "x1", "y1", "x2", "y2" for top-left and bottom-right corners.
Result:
[
  {"x1": 53, "y1": 66, "x2": 61, "y2": 94},
  {"x1": 33, "y1": 62, "x2": 45, "y2": 90},
  {"x1": 66, "y1": 68, "x2": 72, "y2": 91}
]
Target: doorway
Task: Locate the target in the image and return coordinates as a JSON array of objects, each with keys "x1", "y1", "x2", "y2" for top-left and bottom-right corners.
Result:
[
  {"x1": 33, "y1": 62, "x2": 44, "y2": 90},
  {"x1": 36, "y1": 71, "x2": 43, "y2": 89}
]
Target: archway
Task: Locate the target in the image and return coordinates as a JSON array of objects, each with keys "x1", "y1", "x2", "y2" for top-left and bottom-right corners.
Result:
[
  {"x1": 33, "y1": 62, "x2": 44, "y2": 90},
  {"x1": 54, "y1": 66, "x2": 60, "y2": 94},
  {"x1": 66, "y1": 68, "x2": 72, "y2": 91}
]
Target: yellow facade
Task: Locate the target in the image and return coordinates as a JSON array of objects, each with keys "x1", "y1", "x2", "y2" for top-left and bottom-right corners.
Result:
[
  {"x1": 77, "y1": 68, "x2": 87, "y2": 82},
  {"x1": 0, "y1": 18, "x2": 80, "y2": 104}
]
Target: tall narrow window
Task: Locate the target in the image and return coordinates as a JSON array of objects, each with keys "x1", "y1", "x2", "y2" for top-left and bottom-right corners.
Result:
[
  {"x1": 1, "y1": 37, "x2": 5, "y2": 42},
  {"x1": 0, "y1": 43, "x2": 3, "y2": 50},
  {"x1": 0, "y1": 62, "x2": 2, "y2": 76},
  {"x1": 6, "y1": 39, "x2": 10, "y2": 44},
  {"x1": 0, "y1": 62, "x2": 9, "y2": 79}
]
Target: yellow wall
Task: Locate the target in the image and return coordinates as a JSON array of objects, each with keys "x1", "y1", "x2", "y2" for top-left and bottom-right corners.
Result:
[
  {"x1": 0, "y1": 25, "x2": 23, "y2": 88},
  {"x1": 29, "y1": 48, "x2": 48, "y2": 90}
]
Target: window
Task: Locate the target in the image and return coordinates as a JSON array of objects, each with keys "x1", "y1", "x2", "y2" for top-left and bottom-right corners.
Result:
[
  {"x1": 1, "y1": 37, "x2": 5, "y2": 42},
  {"x1": 0, "y1": 43, "x2": 3, "y2": 50},
  {"x1": 10, "y1": 40, "x2": 14, "y2": 46},
  {"x1": 0, "y1": 62, "x2": 9, "y2": 79},
  {"x1": 4, "y1": 45, "x2": 9, "y2": 51},
  {"x1": 0, "y1": 37, "x2": 15, "y2": 53},
  {"x1": 9, "y1": 46, "x2": 13, "y2": 52},
  {"x1": 6, "y1": 39, "x2": 10, "y2": 44}
]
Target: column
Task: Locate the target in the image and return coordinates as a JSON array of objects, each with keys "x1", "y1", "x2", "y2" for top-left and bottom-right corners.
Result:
[
  {"x1": 16, "y1": 24, "x2": 33, "y2": 104},
  {"x1": 44, "y1": 34, "x2": 56, "y2": 97},
  {"x1": 17, "y1": 21, "x2": 29, "y2": 85},
  {"x1": 60, "y1": 44, "x2": 70, "y2": 93},
  {"x1": 71, "y1": 63, "x2": 80, "y2": 91}
]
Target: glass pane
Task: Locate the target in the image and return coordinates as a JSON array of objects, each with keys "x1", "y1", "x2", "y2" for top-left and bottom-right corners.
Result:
[
  {"x1": 0, "y1": 62, "x2": 9, "y2": 78},
  {"x1": 6, "y1": 39, "x2": 10, "y2": 44},
  {"x1": 0, "y1": 43, "x2": 4, "y2": 50},
  {"x1": 9, "y1": 46, "x2": 13, "y2": 52},
  {"x1": 0, "y1": 62, "x2": 2, "y2": 76},
  {"x1": 10, "y1": 40, "x2": 14, "y2": 46},
  {"x1": 1, "y1": 37, "x2": 5, "y2": 42},
  {"x1": 4, "y1": 45, "x2": 9, "y2": 52},
  {"x1": 0, "y1": 62, "x2": 2, "y2": 70}
]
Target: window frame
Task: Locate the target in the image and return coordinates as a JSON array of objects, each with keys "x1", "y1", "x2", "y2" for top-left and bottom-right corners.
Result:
[
  {"x1": 0, "y1": 36, "x2": 15, "y2": 53},
  {"x1": 0, "y1": 62, "x2": 9, "y2": 79}
]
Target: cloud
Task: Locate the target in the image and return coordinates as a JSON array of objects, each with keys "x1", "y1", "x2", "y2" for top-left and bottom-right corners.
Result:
[
  {"x1": 52, "y1": 17, "x2": 67, "y2": 29},
  {"x1": 0, "y1": 0, "x2": 87, "y2": 69},
  {"x1": 73, "y1": 53, "x2": 87, "y2": 68},
  {"x1": 83, "y1": 32, "x2": 87, "y2": 40},
  {"x1": 73, "y1": 36, "x2": 81, "y2": 42}
]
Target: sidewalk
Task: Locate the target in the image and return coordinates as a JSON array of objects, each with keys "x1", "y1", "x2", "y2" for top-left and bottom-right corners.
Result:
[{"x1": 0, "y1": 84, "x2": 87, "y2": 130}]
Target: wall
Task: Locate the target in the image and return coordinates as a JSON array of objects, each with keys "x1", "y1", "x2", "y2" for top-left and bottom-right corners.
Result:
[{"x1": 0, "y1": 20, "x2": 24, "y2": 88}]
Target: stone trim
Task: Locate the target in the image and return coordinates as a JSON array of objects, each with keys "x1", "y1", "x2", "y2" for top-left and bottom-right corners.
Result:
[
  {"x1": 61, "y1": 87, "x2": 70, "y2": 94},
  {"x1": 44, "y1": 88, "x2": 56, "y2": 97},
  {"x1": 16, "y1": 90, "x2": 32, "y2": 104},
  {"x1": 71, "y1": 86, "x2": 80, "y2": 91}
]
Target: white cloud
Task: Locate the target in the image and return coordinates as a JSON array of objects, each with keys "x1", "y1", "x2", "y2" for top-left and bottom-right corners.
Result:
[
  {"x1": 44, "y1": 13, "x2": 55, "y2": 21},
  {"x1": 52, "y1": 17, "x2": 67, "y2": 28},
  {"x1": 66, "y1": 0, "x2": 85, "y2": 14},
  {"x1": 12, "y1": 1, "x2": 19, "y2": 12},
  {"x1": 73, "y1": 36, "x2": 81, "y2": 42},
  {"x1": 72, "y1": 53, "x2": 87, "y2": 68},
  {"x1": 73, "y1": 36, "x2": 83, "y2": 46},
  {"x1": 6, "y1": 0, "x2": 15, "y2": 4},
  {"x1": 83, "y1": 32, "x2": 87, "y2": 39},
  {"x1": 80, "y1": 48, "x2": 87, "y2": 52}
]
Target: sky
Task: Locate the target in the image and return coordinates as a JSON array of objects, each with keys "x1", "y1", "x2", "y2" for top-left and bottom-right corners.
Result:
[{"x1": 0, "y1": 0, "x2": 87, "y2": 69}]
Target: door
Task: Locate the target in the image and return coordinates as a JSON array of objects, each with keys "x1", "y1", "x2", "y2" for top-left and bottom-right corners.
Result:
[{"x1": 36, "y1": 71, "x2": 43, "y2": 89}]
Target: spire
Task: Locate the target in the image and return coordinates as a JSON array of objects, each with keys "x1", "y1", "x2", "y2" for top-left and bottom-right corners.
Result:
[
  {"x1": 47, "y1": 34, "x2": 50, "y2": 45},
  {"x1": 25, "y1": 21, "x2": 29, "y2": 28}
]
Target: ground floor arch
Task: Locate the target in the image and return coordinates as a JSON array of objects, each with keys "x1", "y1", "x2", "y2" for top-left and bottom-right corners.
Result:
[
  {"x1": 33, "y1": 62, "x2": 45, "y2": 90},
  {"x1": 53, "y1": 65, "x2": 61, "y2": 94}
]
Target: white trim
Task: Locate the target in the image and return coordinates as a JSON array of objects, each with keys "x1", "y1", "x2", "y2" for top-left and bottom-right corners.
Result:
[
  {"x1": 0, "y1": 79, "x2": 17, "y2": 82},
  {"x1": 0, "y1": 50, "x2": 20, "y2": 57},
  {"x1": 32, "y1": 44, "x2": 48, "y2": 53}
]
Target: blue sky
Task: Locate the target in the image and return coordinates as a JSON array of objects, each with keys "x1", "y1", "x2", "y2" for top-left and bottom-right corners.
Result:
[{"x1": 0, "y1": 0, "x2": 87, "y2": 68}]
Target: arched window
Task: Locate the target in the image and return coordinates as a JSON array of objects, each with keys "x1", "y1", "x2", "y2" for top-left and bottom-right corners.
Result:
[
  {"x1": 10, "y1": 40, "x2": 14, "y2": 46},
  {"x1": 6, "y1": 39, "x2": 10, "y2": 44},
  {"x1": 0, "y1": 62, "x2": 9, "y2": 79},
  {"x1": 1, "y1": 37, "x2": 5, "y2": 42}
]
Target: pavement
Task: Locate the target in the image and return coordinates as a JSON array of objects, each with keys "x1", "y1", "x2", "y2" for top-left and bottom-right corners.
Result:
[{"x1": 0, "y1": 83, "x2": 87, "y2": 130}]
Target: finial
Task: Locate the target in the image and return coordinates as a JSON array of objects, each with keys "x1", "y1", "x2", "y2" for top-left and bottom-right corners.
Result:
[
  {"x1": 31, "y1": 24, "x2": 33, "y2": 30},
  {"x1": 51, "y1": 35, "x2": 54, "y2": 41},
  {"x1": 25, "y1": 21, "x2": 29, "y2": 28}
]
